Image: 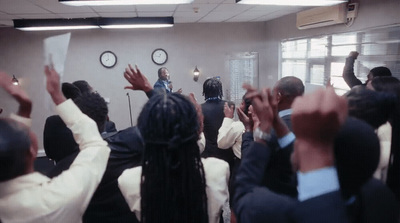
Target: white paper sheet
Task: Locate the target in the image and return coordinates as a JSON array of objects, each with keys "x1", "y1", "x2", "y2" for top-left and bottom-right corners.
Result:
[
  {"x1": 43, "y1": 33, "x2": 71, "y2": 112},
  {"x1": 43, "y1": 33, "x2": 71, "y2": 77}
]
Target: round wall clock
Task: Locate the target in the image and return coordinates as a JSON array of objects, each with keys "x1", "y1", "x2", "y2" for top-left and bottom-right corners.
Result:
[
  {"x1": 151, "y1": 48, "x2": 168, "y2": 65},
  {"x1": 100, "y1": 51, "x2": 117, "y2": 68}
]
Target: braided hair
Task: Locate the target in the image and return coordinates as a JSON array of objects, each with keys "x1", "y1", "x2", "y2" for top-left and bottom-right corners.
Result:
[
  {"x1": 137, "y1": 93, "x2": 208, "y2": 223},
  {"x1": 202, "y1": 77, "x2": 223, "y2": 100}
]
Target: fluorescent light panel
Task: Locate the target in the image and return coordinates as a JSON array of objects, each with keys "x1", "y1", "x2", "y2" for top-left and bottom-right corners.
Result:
[
  {"x1": 13, "y1": 18, "x2": 99, "y2": 31},
  {"x1": 100, "y1": 24, "x2": 173, "y2": 29},
  {"x1": 98, "y1": 17, "x2": 174, "y2": 29},
  {"x1": 14, "y1": 17, "x2": 174, "y2": 31},
  {"x1": 236, "y1": 0, "x2": 347, "y2": 6},
  {"x1": 17, "y1": 26, "x2": 98, "y2": 31},
  {"x1": 59, "y1": 0, "x2": 193, "y2": 6}
]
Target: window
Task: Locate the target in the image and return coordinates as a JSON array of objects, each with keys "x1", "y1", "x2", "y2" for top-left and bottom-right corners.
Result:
[
  {"x1": 280, "y1": 25, "x2": 400, "y2": 95},
  {"x1": 229, "y1": 52, "x2": 258, "y2": 105}
]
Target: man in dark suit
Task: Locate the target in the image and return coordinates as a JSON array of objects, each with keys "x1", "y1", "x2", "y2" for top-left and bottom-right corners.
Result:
[
  {"x1": 235, "y1": 87, "x2": 350, "y2": 223},
  {"x1": 153, "y1": 67, "x2": 182, "y2": 94},
  {"x1": 239, "y1": 76, "x2": 304, "y2": 198},
  {"x1": 201, "y1": 77, "x2": 235, "y2": 166},
  {"x1": 261, "y1": 76, "x2": 304, "y2": 198}
]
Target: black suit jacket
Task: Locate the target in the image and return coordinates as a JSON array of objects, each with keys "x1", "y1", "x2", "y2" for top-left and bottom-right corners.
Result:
[
  {"x1": 234, "y1": 141, "x2": 350, "y2": 223},
  {"x1": 346, "y1": 178, "x2": 399, "y2": 223},
  {"x1": 83, "y1": 126, "x2": 143, "y2": 223},
  {"x1": 45, "y1": 125, "x2": 143, "y2": 223},
  {"x1": 201, "y1": 99, "x2": 235, "y2": 167},
  {"x1": 263, "y1": 114, "x2": 297, "y2": 198}
]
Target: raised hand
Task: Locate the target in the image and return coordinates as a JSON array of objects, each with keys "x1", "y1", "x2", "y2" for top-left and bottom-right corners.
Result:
[
  {"x1": 292, "y1": 87, "x2": 347, "y2": 145},
  {"x1": 124, "y1": 64, "x2": 152, "y2": 93},
  {"x1": 291, "y1": 87, "x2": 348, "y2": 172},
  {"x1": 224, "y1": 102, "x2": 234, "y2": 119},
  {"x1": 348, "y1": 51, "x2": 359, "y2": 59},
  {"x1": 44, "y1": 65, "x2": 66, "y2": 105},
  {"x1": 243, "y1": 84, "x2": 274, "y2": 133},
  {"x1": 237, "y1": 105, "x2": 253, "y2": 132},
  {"x1": 0, "y1": 72, "x2": 31, "y2": 117}
]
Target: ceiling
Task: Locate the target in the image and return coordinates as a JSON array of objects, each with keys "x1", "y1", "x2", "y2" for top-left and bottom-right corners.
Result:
[{"x1": 0, "y1": 0, "x2": 309, "y2": 27}]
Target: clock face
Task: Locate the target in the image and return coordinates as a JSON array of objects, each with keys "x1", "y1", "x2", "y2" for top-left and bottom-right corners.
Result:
[
  {"x1": 100, "y1": 51, "x2": 117, "y2": 68},
  {"x1": 152, "y1": 48, "x2": 168, "y2": 65}
]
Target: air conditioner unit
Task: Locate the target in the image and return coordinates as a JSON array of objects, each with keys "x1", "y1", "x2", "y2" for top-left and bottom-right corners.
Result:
[{"x1": 296, "y1": 3, "x2": 347, "y2": 30}]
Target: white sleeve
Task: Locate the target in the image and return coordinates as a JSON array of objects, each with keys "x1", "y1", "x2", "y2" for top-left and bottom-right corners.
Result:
[
  {"x1": 202, "y1": 158, "x2": 230, "y2": 223},
  {"x1": 217, "y1": 118, "x2": 243, "y2": 149},
  {"x1": 118, "y1": 167, "x2": 142, "y2": 221},
  {"x1": 198, "y1": 132, "x2": 206, "y2": 154},
  {"x1": 42, "y1": 99, "x2": 110, "y2": 217}
]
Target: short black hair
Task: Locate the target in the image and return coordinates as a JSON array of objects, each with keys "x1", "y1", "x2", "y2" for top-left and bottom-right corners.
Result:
[
  {"x1": 158, "y1": 67, "x2": 167, "y2": 78},
  {"x1": 43, "y1": 115, "x2": 78, "y2": 162},
  {"x1": 0, "y1": 118, "x2": 31, "y2": 182},
  {"x1": 62, "y1": 82, "x2": 82, "y2": 100},
  {"x1": 346, "y1": 86, "x2": 397, "y2": 129},
  {"x1": 202, "y1": 77, "x2": 223, "y2": 100},
  {"x1": 371, "y1": 76, "x2": 400, "y2": 93},
  {"x1": 73, "y1": 80, "x2": 92, "y2": 94},
  {"x1": 370, "y1": 66, "x2": 392, "y2": 78},
  {"x1": 74, "y1": 92, "x2": 108, "y2": 133},
  {"x1": 275, "y1": 76, "x2": 304, "y2": 98}
]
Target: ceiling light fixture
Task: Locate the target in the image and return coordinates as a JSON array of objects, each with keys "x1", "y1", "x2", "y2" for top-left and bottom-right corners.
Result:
[
  {"x1": 99, "y1": 17, "x2": 174, "y2": 29},
  {"x1": 236, "y1": 0, "x2": 347, "y2": 6},
  {"x1": 59, "y1": 0, "x2": 193, "y2": 6},
  {"x1": 13, "y1": 17, "x2": 174, "y2": 31},
  {"x1": 13, "y1": 18, "x2": 98, "y2": 31}
]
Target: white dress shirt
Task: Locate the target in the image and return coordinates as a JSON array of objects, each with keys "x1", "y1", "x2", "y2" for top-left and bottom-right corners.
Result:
[
  {"x1": 374, "y1": 122, "x2": 392, "y2": 181},
  {"x1": 198, "y1": 132, "x2": 206, "y2": 154},
  {"x1": 217, "y1": 117, "x2": 244, "y2": 159},
  {"x1": 118, "y1": 157, "x2": 230, "y2": 223},
  {"x1": 0, "y1": 99, "x2": 110, "y2": 223}
]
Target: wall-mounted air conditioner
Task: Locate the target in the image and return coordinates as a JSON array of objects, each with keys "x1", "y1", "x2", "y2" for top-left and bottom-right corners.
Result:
[{"x1": 296, "y1": 3, "x2": 347, "y2": 30}]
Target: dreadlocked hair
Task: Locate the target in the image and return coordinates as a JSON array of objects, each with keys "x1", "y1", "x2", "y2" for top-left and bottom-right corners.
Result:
[
  {"x1": 137, "y1": 93, "x2": 208, "y2": 223},
  {"x1": 202, "y1": 77, "x2": 223, "y2": 100}
]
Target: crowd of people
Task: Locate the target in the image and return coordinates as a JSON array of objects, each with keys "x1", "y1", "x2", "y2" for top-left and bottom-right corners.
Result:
[{"x1": 0, "y1": 51, "x2": 399, "y2": 223}]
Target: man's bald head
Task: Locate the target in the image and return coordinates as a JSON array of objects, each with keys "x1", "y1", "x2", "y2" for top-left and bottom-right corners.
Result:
[
  {"x1": 274, "y1": 76, "x2": 304, "y2": 111},
  {"x1": 275, "y1": 76, "x2": 304, "y2": 98}
]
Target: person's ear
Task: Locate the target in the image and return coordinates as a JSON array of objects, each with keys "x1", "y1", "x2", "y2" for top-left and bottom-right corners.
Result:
[{"x1": 276, "y1": 92, "x2": 282, "y2": 103}]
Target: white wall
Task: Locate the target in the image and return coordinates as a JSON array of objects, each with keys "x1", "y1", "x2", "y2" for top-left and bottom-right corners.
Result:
[
  {"x1": 1, "y1": 0, "x2": 398, "y2": 154},
  {"x1": 262, "y1": 0, "x2": 400, "y2": 88},
  {"x1": 0, "y1": 22, "x2": 267, "y2": 152}
]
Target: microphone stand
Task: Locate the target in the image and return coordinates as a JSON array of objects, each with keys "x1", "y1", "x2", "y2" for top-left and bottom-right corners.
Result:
[{"x1": 126, "y1": 93, "x2": 133, "y2": 127}]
